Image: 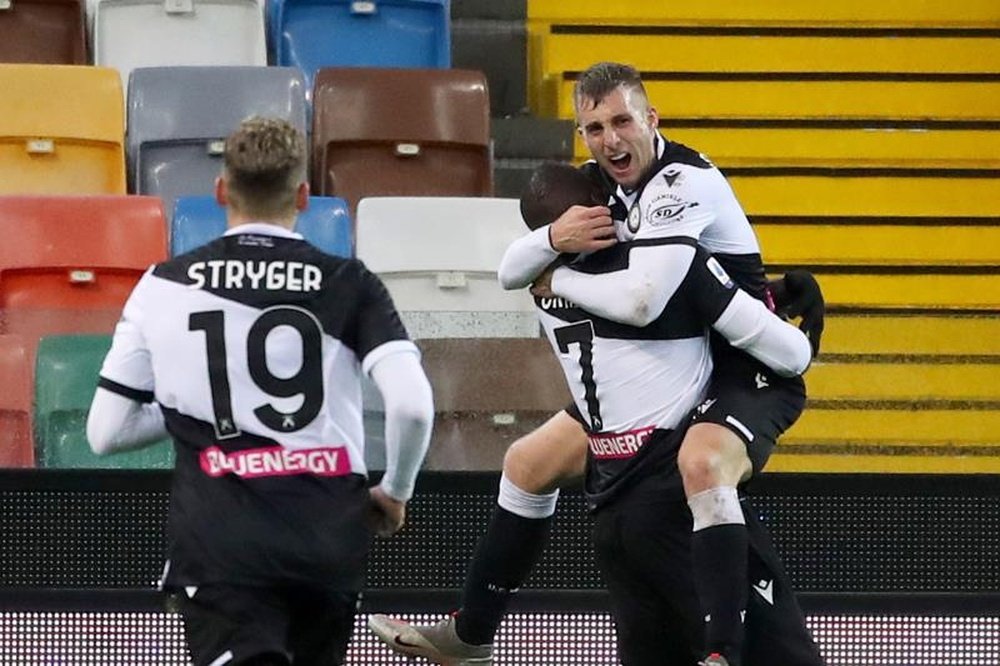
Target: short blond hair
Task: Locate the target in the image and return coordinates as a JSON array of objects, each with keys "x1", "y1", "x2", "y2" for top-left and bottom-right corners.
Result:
[{"x1": 223, "y1": 116, "x2": 306, "y2": 219}]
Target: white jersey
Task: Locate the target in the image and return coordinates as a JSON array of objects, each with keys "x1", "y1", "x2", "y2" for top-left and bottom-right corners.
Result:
[
  {"x1": 97, "y1": 223, "x2": 414, "y2": 587},
  {"x1": 536, "y1": 237, "x2": 741, "y2": 506}
]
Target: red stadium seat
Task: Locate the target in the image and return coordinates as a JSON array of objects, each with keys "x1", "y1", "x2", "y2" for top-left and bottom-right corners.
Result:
[
  {"x1": 0, "y1": 334, "x2": 34, "y2": 467},
  {"x1": 312, "y1": 67, "x2": 492, "y2": 215},
  {"x1": 0, "y1": 195, "x2": 167, "y2": 343}
]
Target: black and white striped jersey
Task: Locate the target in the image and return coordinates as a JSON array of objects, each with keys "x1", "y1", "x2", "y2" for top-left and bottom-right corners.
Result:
[
  {"x1": 97, "y1": 223, "x2": 413, "y2": 588},
  {"x1": 536, "y1": 237, "x2": 740, "y2": 508}
]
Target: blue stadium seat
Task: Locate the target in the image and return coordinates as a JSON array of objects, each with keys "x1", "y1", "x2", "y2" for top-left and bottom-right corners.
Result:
[
  {"x1": 171, "y1": 195, "x2": 353, "y2": 257},
  {"x1": 127, "y1": 65, "x2": 307, "y2": 211},
  {"x1": 269, "y1": 0, "x2": 449, "y2": 94}
]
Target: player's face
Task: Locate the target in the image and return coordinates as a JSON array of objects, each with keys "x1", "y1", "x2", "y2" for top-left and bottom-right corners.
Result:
[{"x1": 576, "y1": 86, "x2": 658, "y2": 190}]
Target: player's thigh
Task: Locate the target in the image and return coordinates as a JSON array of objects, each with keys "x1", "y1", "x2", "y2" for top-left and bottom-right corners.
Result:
[
  {"x1": 503, "y1": 408, "x2": 588, "y2": 494},
  {"x1": 286, "y1": 587, "x2": 359, "y2": 666},
  {"x1": 176, "y1": 584, "x2": 291, "y2": 666},
  {"x1": 689, "y1": 373, "x2": 806, "y2": 477}
]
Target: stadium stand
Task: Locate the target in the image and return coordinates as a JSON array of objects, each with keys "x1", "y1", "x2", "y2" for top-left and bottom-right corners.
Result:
[
  {"x1": 127, "y1": 65, "x2": 307, "y2": 211},
  {"x1": 0, "y1": 335, "x2": 34, "y2": 467},
  {"x1": 34, "y1": 334, "x2": 173, "y2": 468},
  {"x1": 0, "y1": 0, "x2": 87, "y2": 64},
  {"x1": 170, "y1": 195, "x2": 354, "y2": 257},
  {"x1": 0, "y1": 64, "x2": 125, "y2": 194},
  {"x1": 312, "y1": 67, "x2": 492, "y2": 215},
  {"x1": 91, "y1": 0, "x2": 267, "y2": 93},
  {"x1": 0, "y1": 195, "x2": 167, "y2": 346},
  {"x1": 269, "y1": 0, "x2": 449, "y2": 96}
]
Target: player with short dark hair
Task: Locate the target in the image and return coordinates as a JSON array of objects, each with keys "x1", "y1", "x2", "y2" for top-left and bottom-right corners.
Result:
[{"x1": 87, "y1": 116, "x2": 434, "y2": 666}]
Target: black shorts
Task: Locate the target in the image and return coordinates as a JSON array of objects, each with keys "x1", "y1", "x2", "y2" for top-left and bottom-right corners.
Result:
[
  {"x1": 688, "y1": 364, "x2": 806, "y2": 475},
  {"x1": 592, "y1": 494, "x2": 824, "y2": 666},
  {"x1": 170, "y1": 583, "x2": 359, "y2": 666}
]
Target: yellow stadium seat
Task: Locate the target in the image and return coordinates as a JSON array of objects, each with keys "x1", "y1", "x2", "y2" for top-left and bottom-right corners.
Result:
[
  {"x1": 798, "y1": 273, "x2": 997, "y2": 310},
  {"x1": 820, "y1": 314, "x2": 1000, "y2": 356},
  {"x1": 783, "y1": 409, "x2": 1000, "y2": 448},
  {"x1": 0, "y1": 64, "x2": 125, "y2": 194},
  {"x1": 806, "y1": 361, "x2": 997, "y2": 402}
]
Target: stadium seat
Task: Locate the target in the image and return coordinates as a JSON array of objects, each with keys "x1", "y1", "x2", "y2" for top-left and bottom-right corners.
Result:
[
  {"x1": 269, "y1": 0, "x2": 449, "y2": 95},
  {"x1": 0, "y1": 335, "x2": 34, "y2": 467},
  {"x1": 170, "y1": 195, "x2": 353, "y2": 257},
  {"x1": 127, "y1": 66, "x2": 307, "y2": 211},
  {"x1": 92, "y1": 0, "x2": 266, "y2": 93},
  {"x1": 417, "y1": 337, "x2": 570, "y2": 470},
  {"x1": 0, "y1": 0, "x2": 87, "y2": 64},
  {"x1": 355, "y1": 197, "x2": 536, "y2": 338},
  {"x1": 34, "y1": 335, "x2": 173, "y2": 469},
  {"x1": 0, "y1": 64, "x2": 125, "y2": 194},
  {"x1": 0, "y1": 195, "x2": 167, "y2": 343},
  {"x1": 312, "y1": 68, "x2": 492, "y2": 215}
]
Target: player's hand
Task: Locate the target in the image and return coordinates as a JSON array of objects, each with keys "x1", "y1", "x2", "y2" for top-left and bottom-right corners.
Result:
[
  {"x1": 548, "y1": 205, "x2": 616, "y2": 254},
  {"x1": 529, "y1": 264, "x2": 556, "y2": 298},
  {"x1": 368, "y1": 485, "x2": 406, "y2": 537},
  {"x1": 773, "y1": 270, "x2": 825, "y2": 357}
]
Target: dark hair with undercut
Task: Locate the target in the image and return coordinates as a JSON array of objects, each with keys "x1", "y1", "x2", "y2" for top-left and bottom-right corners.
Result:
[
  {"x1": 573, "y1": 61, "x2": 647, "y2": 112},
  {"x1": 223, "y1": 116, "x2": 306, "y2": 219},
  {"x1": 519, "y1": 161, "x2": 607, "y2": 231}
]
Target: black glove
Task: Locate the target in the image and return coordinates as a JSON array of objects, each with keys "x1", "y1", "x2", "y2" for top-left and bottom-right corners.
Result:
[{"x1": 769, "y1": 269, "x2": 824, "y2": 356}]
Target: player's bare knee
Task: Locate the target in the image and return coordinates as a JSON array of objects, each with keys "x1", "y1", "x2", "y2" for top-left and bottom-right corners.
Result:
[
  {"x1": 502, "y1": 437, "x2": 547, "y2": 494},
  {"x1": 679, "y1": 424, "x2": 749, "y2": 492}
]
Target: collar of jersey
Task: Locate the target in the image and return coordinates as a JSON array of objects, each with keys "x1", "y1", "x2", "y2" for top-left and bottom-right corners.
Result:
[{"x1": 224, "y1": 222, "x2": 303, "y2": 240}]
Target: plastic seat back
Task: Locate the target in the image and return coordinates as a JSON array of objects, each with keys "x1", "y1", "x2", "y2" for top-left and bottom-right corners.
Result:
[
  {"x1": 271, "y1": 0, "x2": 449, "y2": 94},
  {"x1": 34, "y1": 334, "x2": 174, "y2": 468},
  {"x1": 312, "y1": 67, "x2": 491, "y2": 214},
  {"x1": 0, "y1": 64, "x2": 125, "y2": 194},
  {"x1": 355, "y1": 196, "x2": 535, "y2": 338},
  {"x1": 0, "y1": 0, "x2": 87, "y2": 64},
  {"x1": 171, "y1": 195, "x2": 353, "y2": 256},
  {"x1": 0, "y1": 195, "x2": 167, "y2": 342},
  {"x1": 93, "y1": 0, "x2": 266, "y2": 92},
  {"x1": 0, "y1": 335, "x2": 34, "y2": 467},
  {"x1": 128, "y1": 66, "x2": 307, "y2": 212}
]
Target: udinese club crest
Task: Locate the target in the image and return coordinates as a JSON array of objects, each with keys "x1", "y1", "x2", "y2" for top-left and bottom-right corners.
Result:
[{"x1": 627, "y1": 203, "x2": 641, "y2": 234}]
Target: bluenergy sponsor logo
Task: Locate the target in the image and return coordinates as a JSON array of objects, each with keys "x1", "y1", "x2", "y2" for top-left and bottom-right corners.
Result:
[
  {"x1": 588, "y1": 426, "x2": 655, "y2": 460},
  {"x1": 200, "y1": 445, "x2": 351, "y2": 479}
]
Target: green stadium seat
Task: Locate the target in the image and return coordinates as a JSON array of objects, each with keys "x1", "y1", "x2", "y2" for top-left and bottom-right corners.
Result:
[{"x1": 34, "y1": 334, "x2": 173, "y2": 469}]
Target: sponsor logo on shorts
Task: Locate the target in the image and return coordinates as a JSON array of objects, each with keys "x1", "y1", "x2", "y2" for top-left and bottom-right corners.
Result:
[
  {"x1": 587, "y1": 426, "x2": 655, "y2": 460},
  {"x1": 200, "y1": 445, "x2": 351, "y2": 479}
]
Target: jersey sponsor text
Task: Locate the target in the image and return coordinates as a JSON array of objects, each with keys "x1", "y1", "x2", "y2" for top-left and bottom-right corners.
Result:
[
  {"x1": 200, "y1": 444, "x2": 352, "y2": 479},
  {"x1": 588, "y1": 426, "x2": 655, "y2": 460}
]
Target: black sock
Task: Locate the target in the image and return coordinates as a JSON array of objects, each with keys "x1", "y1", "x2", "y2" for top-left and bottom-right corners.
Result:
[
  {"x1": 692, "y1": 523, "x2": 749, "y2": 664},
  {"x1": 454, "y1": 506, "x2": 553, "y2": 645}
]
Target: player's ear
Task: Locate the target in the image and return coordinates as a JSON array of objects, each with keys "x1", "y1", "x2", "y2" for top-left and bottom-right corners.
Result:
[
  {"x1": 647, "y1": 106, "x2": 659, "y2": 131},
  {"x1": 214, "y1": 176, "x2": 228, "y2": 207},
  {"x1": 296, "y1": 181, "x2": 310, "y2": 211}
]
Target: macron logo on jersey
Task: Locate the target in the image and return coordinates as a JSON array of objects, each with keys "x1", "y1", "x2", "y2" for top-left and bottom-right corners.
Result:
[
  {"x1": 187, "y1": 260, "x2": 323, "y2": 292},
  {"x1": 200, "y1": 445, "x2": 352, "y2": 479}
]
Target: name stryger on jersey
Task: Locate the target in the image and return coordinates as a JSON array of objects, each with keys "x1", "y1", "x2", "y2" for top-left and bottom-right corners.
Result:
[{"x1": 187, "y1": 259, "x2": 323, "y2": 292}]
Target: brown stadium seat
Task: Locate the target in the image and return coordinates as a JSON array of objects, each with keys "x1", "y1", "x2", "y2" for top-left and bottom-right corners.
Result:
[
  {"x1": 0, "y1": 195, "x2": 167, "y2": 345},
  {"x1": 416, "y1": 338, "x2": 570, "y2": 471},
  {"x1": 0, "y1": 334, "x2": 34, "y2": 467},
  {"x1": 311, "y1": 67, "x2": 492, "y2": 215},
  {"x1": 0, "y1": 0, "x2": 87, "y2": 64}
]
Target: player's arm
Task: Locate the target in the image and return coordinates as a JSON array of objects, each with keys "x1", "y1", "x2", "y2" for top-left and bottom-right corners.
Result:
[
  {"x1": 498, "y1": 205, "x2": 615, "y2": 289},
  {"x1": 364, "y1": 343, "x2": 433, "y2": 504},
  {"x1": 87, "y1": 275, "x2": 169, "y2": 454}
]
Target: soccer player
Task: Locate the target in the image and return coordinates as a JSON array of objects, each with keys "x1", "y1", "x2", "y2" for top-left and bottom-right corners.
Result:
[
  {"x1": 86, "y1": 117, "x2": 434, "y2": 666},
  {"x1": 370, "y1": 61, "x2": 824, "y2": 666},
  {"x1": 371, "y1": 162, "x2": 825, "y2": 665}
]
